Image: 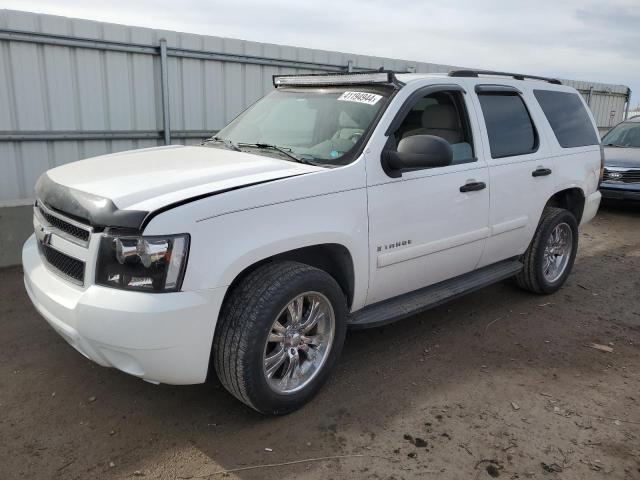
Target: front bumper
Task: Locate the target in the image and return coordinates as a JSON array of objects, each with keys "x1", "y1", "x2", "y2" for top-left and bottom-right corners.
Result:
[
  {"x1": 600, "y1": 182, "x2": 640, "y2": 202},
  {"x1": 22, "y1": 234, "x2": 227, "y2": 385}
]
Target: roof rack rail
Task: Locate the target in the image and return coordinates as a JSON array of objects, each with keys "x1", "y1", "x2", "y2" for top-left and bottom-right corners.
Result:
[{"x1": 448, "y1": 69, "x2": 562, "y2": 85}]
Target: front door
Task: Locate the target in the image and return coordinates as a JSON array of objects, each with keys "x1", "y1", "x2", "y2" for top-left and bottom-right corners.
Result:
[{"x1": 365, "y1": 85, "x2": 490, "y2": 305}]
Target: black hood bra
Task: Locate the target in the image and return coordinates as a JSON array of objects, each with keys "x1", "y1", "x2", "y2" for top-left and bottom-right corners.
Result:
[{"x1": 35, "y1": 173, "x2": 148, "y2": 230}]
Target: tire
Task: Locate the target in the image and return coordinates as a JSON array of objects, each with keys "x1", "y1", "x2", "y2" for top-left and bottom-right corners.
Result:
[
  {"x1": 213, "y1": 261, "x2": 347, "y2": 415},
  {"x1": 514, "y1": 207, "x2": 579, "y2": 294}
]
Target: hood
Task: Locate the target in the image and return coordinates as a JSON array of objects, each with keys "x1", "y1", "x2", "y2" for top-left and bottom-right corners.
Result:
[
  {"x1": 604, "y1": 146, "x2": 640, "y2": 169},
  {"x1": 37, "y1": 145, "x2": 321, "y2": 229}
]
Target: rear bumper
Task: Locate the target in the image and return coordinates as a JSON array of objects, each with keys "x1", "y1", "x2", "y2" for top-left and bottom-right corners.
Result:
[
  {"x1": 22, "y1": 234, "x2": 227, "y2": 385},
  {"x1": 600, "y1": 183, "x2": 640, "y2": 202},
  {"x1": 580, "y1": 191, "x2": 601, "y2": 225}
]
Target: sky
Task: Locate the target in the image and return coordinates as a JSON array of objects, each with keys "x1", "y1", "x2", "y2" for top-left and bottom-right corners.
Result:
[{"x1": 3, "y1": 0, "x2": 640, "y2": 108}]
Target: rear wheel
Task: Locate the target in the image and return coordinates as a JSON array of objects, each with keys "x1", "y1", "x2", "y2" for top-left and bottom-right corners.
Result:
[
  {"x1": 514, "y1": 207, "x2": 578, "y2": 294},
  {"x1": 213, "y1": 261, "x2": 347, "y2": 414}
]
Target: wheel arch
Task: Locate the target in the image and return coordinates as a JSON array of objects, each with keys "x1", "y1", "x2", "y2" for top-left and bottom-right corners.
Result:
[
  {"x1": 545, "y1": 187, "x2": 586, "y2": 223},
  {"x1": 222, "y1": 243, "x2": 357, "y2": 311}
]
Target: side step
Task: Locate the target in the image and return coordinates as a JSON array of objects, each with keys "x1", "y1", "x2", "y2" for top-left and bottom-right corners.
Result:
[{"x1": 348, "y1": 259, "x2": 523, "y2": 329}]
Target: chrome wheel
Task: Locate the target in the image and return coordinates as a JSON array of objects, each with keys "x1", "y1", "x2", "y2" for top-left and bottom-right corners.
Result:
[
  {"x1": 542, "y1": 222, "x2": 573, "y2": 283},
  {"x1": 263, "y1": 292, "x2": 335, "y2": 394}
]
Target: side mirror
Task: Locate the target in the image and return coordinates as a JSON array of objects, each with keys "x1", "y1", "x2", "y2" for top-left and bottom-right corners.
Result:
[{"x1": 383, "y1": 135, "x2": 453, "y2": 172}]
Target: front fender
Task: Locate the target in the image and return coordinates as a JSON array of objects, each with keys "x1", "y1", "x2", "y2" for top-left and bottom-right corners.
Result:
[{"x1": 149, "y1": 188, "x2": 370, "y2": 310}]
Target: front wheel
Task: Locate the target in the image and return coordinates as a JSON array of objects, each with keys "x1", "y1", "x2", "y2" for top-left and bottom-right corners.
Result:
[
  {"x1": 514, "y1": 207, "x2": 579, "y2": 294},
  {"x1": 213, "y1": 261, "x2": 347, "y2": 414}
]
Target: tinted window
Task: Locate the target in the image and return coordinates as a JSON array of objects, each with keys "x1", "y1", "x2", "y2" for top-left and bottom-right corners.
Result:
[
  {"x1": 534, "y1": 90, "x2": 599, "y2": 148},
  {"x1": 478, "y1": 93, "x2": 537, "y2": 158}
]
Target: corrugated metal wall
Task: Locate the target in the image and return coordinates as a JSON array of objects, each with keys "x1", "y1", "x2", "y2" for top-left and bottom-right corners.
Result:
[
  {"x1": 0, "y1": 9, "x2": 631, "y2": 204},
  {"x1": 567, "y1": 79, "x2": 631, "y2": 134}
]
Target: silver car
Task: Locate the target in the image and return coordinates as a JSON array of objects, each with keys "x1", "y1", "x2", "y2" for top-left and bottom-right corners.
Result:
[{"x1": 600, "y1": 116, "x2": 640, "y2": 202}]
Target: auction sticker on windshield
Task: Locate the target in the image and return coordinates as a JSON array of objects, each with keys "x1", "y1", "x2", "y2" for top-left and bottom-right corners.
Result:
[{"x1": 337, "y1": 91, "x2": 382, "y2": 105}]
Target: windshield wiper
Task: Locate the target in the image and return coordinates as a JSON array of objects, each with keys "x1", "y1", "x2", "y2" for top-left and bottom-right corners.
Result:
[
  {"x1": 205, "y1": 136, "x2": 241, "y2": 152},
  {"x1": 237, "y1": 143, "x2": 318, "y2": 165},
  {"x1": 604, "y1": 143, "x2": 629, "y2": 148}
]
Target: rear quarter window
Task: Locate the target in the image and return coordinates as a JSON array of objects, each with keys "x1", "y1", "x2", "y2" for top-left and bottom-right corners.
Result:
[{"x1": 533, "y1": 90, "x2": 599, "y2": 148}]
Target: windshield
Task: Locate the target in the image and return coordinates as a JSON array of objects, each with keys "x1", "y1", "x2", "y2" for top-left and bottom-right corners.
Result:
[
  {"x1": 602, "y1": 122, "x2": 640, "y2": 148},
  {"x1": 212, "y1": 87, "x2": 391, "y2": 165}
]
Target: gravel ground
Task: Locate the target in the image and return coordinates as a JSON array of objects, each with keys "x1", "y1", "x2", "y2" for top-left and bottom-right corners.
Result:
[{"x1": 1, "y1": 205, "x2": 639, "y2": 480}]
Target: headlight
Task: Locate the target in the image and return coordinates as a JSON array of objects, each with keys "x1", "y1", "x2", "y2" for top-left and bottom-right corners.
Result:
[{"x1": 96, "y1": 233, "x2": 190, "y2": 292}]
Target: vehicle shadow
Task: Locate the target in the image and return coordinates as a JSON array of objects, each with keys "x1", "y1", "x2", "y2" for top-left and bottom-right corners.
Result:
[{"x1": 2, "y1": 208, "x2": 640, "y2": 479}]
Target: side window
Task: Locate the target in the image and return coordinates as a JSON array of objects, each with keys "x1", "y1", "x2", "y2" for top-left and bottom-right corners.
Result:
[
  {"x1": 534, "y1": 90, "x2": 599, "y2": 148},
  {"x1": 393, "y1": 91, "x2": 475, "y2": 165},
  {"x1": 478, "y1": 93, "x2": 538, "y2": 158}
]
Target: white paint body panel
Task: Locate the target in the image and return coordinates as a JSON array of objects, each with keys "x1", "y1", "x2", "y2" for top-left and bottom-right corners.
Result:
[
  {"x1": 22, "y1": 73, "x2": 601, "y2": 385},
  {"x1": 144, "y1": 162, "x2": 370, "y2": 308},
  {"x1": 366, "y1": 165, "x2": 490, "y2": 304}
]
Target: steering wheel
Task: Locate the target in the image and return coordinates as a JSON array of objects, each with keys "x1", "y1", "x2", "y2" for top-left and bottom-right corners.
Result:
[{"x1": 348, "y1": 132, "x2": 363, "y2": 143}]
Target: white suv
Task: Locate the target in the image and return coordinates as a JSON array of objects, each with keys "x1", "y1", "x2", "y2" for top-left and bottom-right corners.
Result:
[{"x1": 23, "y1": 70, "x2": 602, "y2": 414}]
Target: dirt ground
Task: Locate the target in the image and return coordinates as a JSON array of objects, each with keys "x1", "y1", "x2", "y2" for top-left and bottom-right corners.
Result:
[{"x1": 1, "y1": 205, "x2": 639, "y2": 480}]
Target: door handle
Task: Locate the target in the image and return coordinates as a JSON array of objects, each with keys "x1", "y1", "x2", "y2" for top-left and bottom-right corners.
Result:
[
  {"x1": 459, "y1": 181, "x2": 486, "y2": 193},
  {"x1": 532, "y1": 167, "x2": 552, "y2": 177}
]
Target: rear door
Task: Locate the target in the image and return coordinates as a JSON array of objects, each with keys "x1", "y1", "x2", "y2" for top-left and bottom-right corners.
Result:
[{"x1": 470, "y1": 84, "x2": 556, "y2": 267}]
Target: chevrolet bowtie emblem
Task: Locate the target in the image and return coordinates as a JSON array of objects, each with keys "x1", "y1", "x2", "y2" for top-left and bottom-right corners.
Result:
[{"x1": 35, "y1": 224, "x2": 52, "y2": 246}]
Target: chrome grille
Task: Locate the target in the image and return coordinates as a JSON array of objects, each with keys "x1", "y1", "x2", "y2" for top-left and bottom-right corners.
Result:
[
  {"x1": 38, "y1": 242, "x2": 85, "y2": 285},
  {"x1": 33, "y1": 199, "x2": 92, "y2": 286},
  {"x1": 35, "y1": 201, "x2": 92, "y2": 247},
  {"x1": 603, "y1": 168, "x2": 640, "y2": 184},
  {"x1": 38, "y1": 206, "x2": 90, "y2": 241}
]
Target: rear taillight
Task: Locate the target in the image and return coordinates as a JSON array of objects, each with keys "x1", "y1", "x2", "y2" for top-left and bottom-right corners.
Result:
[{"x1": 598, "y1": 144, "x2": 605, "y2": 187}]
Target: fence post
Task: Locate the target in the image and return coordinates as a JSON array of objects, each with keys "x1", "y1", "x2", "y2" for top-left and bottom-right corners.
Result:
[
  {"x1": 159, "y1": 39, "x2": 171, "y2": 145},
  {"x1": 586, "y1": 86, "x2": 593, "y2": 108}
]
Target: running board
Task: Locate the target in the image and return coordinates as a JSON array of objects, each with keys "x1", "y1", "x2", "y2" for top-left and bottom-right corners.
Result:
[{"x1": 348, "y1": 259, "x2": 523, "y2": 329}]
